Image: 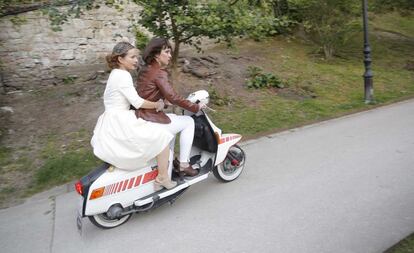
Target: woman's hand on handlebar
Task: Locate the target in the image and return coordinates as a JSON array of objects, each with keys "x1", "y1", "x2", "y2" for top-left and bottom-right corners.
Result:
[{"x1": 198, "y1": 102, "x2": 207, "y2": 111}]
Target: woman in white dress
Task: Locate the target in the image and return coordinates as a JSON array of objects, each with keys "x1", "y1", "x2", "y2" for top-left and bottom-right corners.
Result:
[{"x1": 91, "y1": 42, "x2": 177, "y2": 190}]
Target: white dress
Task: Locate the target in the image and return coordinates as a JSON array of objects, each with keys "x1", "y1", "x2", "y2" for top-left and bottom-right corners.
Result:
[{"x1": 91, "y1": 69, "x2": 173, "y2": 170}]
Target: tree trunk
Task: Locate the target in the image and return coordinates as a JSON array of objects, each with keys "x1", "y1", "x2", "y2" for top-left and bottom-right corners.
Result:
[
  {"x1": 172, "y1": 38, "x2": 180, "y2": 70},
  {"x1": 170, "y1": 13, "x2": 180, "y2": 79},
  {"x1": 171, "y1": 38, "x2": 181, "y2": 82},
  {"x1": 323, "y1": 45, "x2": 334, "y2": 59},
  {"x1": 271, "y1": 0, "x2": 289, "y2": 18}
]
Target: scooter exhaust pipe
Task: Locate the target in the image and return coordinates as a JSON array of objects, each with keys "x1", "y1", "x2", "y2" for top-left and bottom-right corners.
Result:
[{"x1": 106, "y1": 205, "x2": 124, "y2": 219}]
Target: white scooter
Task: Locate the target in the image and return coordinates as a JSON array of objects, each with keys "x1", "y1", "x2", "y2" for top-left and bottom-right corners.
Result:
[{"x1": 75, "y1": 90, "x2": 246, "y2": 230}]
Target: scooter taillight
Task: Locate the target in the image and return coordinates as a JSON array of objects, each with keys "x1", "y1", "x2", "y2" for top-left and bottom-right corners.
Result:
[{"x1": 75, "y1": 181, "x2": 83, "y2": 195}]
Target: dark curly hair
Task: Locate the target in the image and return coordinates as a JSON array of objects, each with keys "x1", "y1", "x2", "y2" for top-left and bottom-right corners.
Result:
[
  {"x1": 142, "y1": 37, "x2": 172, "y2": 65},
  {"x1": 106, "y1": 42, "x2": 137, "y2": 69}
]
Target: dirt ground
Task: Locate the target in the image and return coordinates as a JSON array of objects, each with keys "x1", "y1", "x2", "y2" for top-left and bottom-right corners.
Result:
[{"x1": 0, "y1": 41, "x2": 272, "y2": 208}]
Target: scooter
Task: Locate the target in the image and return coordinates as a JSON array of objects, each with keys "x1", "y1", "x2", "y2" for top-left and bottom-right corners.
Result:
[{"x1": 75, "y1": 90, "x2": 246, "y2": 230}]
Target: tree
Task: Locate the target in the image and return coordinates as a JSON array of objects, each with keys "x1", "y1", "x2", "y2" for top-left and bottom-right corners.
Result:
[
  {"x1": 290, "y1": 0, "x2": 360, "y2": 59},
  {"x1": 231, "y1": 0, "x2": 290, "y2": 18},
  {"x1": 134, "y1": 0, "x2": 266, "y2": 70},
  {"x1": 135, "y1": 1, "x2": 219, "y2": 69},
  {"x1": 371, "y1": 0, "x2": 414, "y2": 13}
]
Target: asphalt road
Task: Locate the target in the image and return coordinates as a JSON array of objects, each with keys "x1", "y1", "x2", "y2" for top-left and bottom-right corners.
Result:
[{"x1": 1, "y1": 99, "x2": 414, "y2": 253}]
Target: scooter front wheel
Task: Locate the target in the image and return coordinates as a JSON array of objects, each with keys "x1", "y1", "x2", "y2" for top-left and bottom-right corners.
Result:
[
  {"x1": 213, "y1": 145, "x2": 246, "y2": 182},
  {"x1": 88, "y1": 213, "x2": 132, "y2": 229}
]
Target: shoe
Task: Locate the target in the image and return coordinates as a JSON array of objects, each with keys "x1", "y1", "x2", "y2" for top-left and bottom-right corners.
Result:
[
  {"x1": 173, "y1": 158, "x2": 180, "y2": 171},
  {"x1": 173, "y1": 158, "x2": 199, "y2": 177},
  {"x1": 154, "y1": 176, "x2": 177, "y2": 191}
]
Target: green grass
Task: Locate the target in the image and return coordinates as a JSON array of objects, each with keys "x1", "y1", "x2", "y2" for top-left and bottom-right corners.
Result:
[
  {"x1": 32, "y1": 149, "x2": 100, "y2": 192},
  {"x1": 385, "y1": 233, "x2": 414, "y2": 253},
  {"x1": 371, "y1": 12, "x2": 414, "y2": 38},
  {"x1": 27, "y1": 130, "x2": 101, "y2": 193}
]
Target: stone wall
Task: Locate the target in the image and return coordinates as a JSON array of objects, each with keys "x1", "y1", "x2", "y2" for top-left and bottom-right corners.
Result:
[{"x1": 0, "y1": 2, "x2": 142, "y2": 92}]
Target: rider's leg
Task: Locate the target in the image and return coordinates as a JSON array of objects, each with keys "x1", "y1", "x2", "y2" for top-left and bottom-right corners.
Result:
[
  {"x1": 162, "y1": 114, "x2": 198, "y2": 176},
  {"x1": 155, "y1": 145, "x2": 177, "y2": 190}
]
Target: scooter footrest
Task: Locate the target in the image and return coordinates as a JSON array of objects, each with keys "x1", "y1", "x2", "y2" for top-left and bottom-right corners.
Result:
[{"x1": 134, "y1": 182, "x2": 189, "y2": 207}]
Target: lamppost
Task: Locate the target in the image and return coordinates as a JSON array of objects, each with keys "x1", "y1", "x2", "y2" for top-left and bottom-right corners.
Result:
[{"x1": 362, "y1": 0, "x2": 374, "y2": 103}]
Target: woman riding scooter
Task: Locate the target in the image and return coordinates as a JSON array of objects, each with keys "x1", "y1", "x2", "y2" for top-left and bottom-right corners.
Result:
[
  {"x1": 91, "y1": 41, "x2": 177, "y2": 190},
  {"x1": 135, "y1": 37, "x2": 206, "y2": 178}
]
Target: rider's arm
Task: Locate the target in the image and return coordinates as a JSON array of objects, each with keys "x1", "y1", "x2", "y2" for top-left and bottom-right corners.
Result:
[
  {"x1": 154, "y1": 71, "x2": 199, "y2": 113},
  {"x1": 118, "y1": 73, "x2": 161, "y2": 110}
]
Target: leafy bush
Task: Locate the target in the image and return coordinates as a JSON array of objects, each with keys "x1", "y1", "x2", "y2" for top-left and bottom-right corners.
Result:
[
  {"x1": 208, "y1": 87, "x2": 234, "y2": 106},
  {"x1": 288, "y1": 0, "x2": 361, "y2": 59},
  {"x1": 134, "y1": 28, "x2": 149, "y2": 51},
  {"x1": 246, "y1": 66, "x2": 285, "y2": 89},
  {"x1": 246, "y1": 14, "x2": 296, "y2": 41},
  {"x1": 371, "y1": 0, "x2": 414, "y2": 13}
]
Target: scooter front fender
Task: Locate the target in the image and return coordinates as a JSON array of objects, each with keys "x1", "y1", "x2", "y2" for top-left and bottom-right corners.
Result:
[{"x1": 214, "y1": 134, "x2": 242, "y2": 166}]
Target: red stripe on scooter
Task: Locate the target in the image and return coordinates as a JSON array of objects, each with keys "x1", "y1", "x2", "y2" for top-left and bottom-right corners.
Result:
[
  {"x1": 122, "y1": 179, "x2": 129, "y2": 191},
  {"x1": 116, "y1": 181, "x2": 123, "y2": 193},
  {"x1": 134, "y1": 175, "x2": 142, "y2": 187},
  {"x1": 106, "y1": 184, "x2": 111, "y2": 195},
  {"x1": 127, "y1": 178, "x2": 134, "y2": 189},
  {"x1": 142, "y1": 170, "x2": 158, "y2": 184},
  {"x1": 112, "y1": 183, "x2": 119, "y2": 194},
  {"x1": 112, "y1": 182, "x2": 119, "y2": 194},
  {"x1": 107, "y1": 184, "x2": 113, "y2": 195},
  {"x1": 108, "y1": 184, "x2": 114, "y2": 195}
]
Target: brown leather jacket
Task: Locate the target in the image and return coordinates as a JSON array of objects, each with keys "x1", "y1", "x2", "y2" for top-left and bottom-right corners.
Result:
[{"x1": 135, "y1": 63, "x2": 199, "y2": 124}]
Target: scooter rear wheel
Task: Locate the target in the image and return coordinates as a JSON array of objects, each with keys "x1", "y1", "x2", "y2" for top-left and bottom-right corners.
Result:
[
  {"x1": 213, "y1": 145, "x2": 246, "y2": 182},
  {"x1": 88, "y1": 213, "x2": 132, "y2": 229}
]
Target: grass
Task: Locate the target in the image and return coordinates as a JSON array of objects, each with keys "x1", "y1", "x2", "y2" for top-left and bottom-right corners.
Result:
[
  {"x1": 385, "y1": 233, "x2": 414, "y2": 253},
  {"x1": 27, "y1": 130, "x2": 101, "y2": 193},
  {"x1": 371, "y1": 12, "x2": 414, "y2": 38},
  {"x1": 0, "y1": 130, "x2": 101, "y2": 204},
  {"x1": 31, "y1": 149, "x2": 100, "y2": 193}
]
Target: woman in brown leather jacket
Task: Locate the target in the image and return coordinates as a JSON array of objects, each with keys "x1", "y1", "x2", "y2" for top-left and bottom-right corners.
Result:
[{"x1": 135, "y1": 37, "x2": 205, "y2": 179}]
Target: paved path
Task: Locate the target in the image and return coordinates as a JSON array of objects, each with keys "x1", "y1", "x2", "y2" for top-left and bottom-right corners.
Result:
[{"x1": 1, "y1": 99, "x2": 414, "y2": 253}]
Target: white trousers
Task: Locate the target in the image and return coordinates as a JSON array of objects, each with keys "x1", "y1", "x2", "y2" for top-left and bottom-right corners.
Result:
[{"x1": 150, "y1": 114, "x2": 195, "y2": 163}]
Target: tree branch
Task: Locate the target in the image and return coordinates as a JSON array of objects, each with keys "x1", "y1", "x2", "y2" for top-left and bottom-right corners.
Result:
[
  {"x1": 229, "y1": 0, "x2": 241, "y2": 6},
  {"x1": 1, "y1": 0, "x2": 79, "y2": 17}
]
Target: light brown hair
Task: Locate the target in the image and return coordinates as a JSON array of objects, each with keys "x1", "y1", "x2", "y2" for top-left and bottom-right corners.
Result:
[{"x1": 106, "y1": 42, "x2": 137, "y2": 69}]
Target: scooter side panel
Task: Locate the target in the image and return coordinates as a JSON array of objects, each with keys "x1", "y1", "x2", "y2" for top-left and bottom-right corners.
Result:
[{"x1": 84, "y1": 166, "x2": 157, "y2": 216}]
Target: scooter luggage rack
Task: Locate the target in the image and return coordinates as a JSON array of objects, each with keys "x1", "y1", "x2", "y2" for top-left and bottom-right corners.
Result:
[{"x1": 134, "y1": 159, "x2": 212, "y2": 207}]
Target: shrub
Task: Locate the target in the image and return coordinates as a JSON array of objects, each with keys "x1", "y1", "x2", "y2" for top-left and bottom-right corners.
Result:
[
  {"x1": 246, "y1": 66, "x2": 285, "y2": 89},
  {"x1": 208, "y1": 87, "x2": 234, "y2": 106},
  {"x1": 134, "y1": 29, "x2": 149, "y2": 51}
]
